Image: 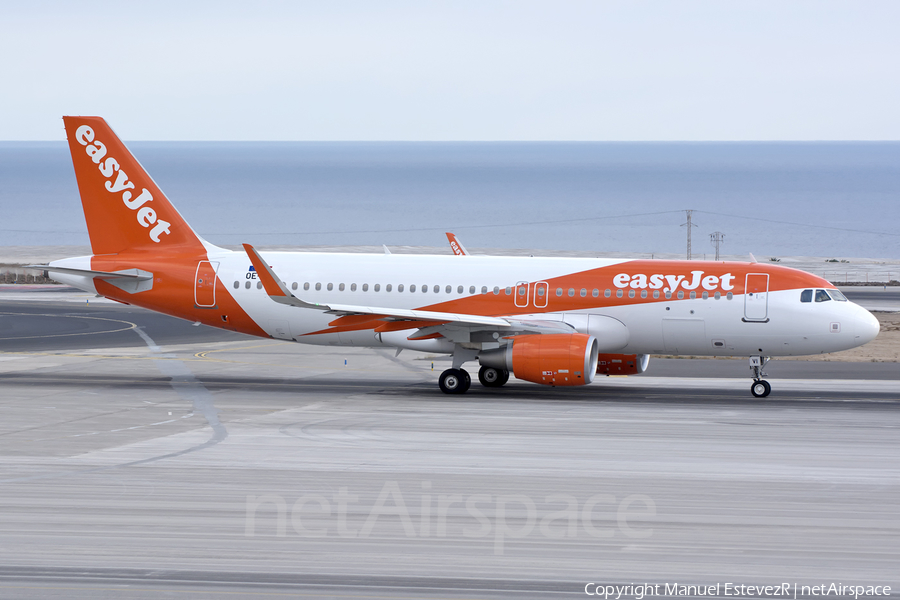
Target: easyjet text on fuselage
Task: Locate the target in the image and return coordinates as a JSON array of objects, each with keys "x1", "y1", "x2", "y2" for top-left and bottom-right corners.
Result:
[{"x1": 613, "y1": 270, "x2": 736, "y2": 293}]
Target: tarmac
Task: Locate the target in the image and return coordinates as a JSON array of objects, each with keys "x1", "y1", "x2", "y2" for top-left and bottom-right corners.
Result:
[{"x1": 0, "y1": 288, "x2": 898, "y2": 599}]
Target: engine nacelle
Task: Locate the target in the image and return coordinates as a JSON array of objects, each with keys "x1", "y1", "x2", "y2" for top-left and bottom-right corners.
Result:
[
  {"x1": 479, "y1": 333, "x2": 599, "y2": 386},
  {"x1": 596, "y1": 353, "x2": 650, "y2": 375}
]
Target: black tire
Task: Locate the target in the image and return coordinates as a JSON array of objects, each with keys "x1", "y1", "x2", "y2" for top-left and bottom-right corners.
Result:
[
  {"x1": 459, "y1": 369, "x2": 471, "y2": 393},
  {"x1": 478, "y1": 366, "x2": 505, "y2": 387},
  {"x1": 439, "y1": 368, "x2": 467, "y2": 394},
  {"x1": 751, "y1": 380, "x2": 771, "y2": 398}
]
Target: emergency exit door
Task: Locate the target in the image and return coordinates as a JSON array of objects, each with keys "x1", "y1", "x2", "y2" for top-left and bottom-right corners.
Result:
[
  {"x1": 195, "y1": 261, "x2": 219, "y2": 307},
  {"x1": 743, "y1": 273, "x2": 769, "y2": 322}
]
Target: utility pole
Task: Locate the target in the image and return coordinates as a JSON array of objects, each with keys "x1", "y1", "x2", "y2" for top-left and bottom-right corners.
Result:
[
  {"x1": 681, "y1": 210, "x2": 698, "y2": 260},
  {"x1": 710, "y1": 231, "x2": 725, "y2": 261}
]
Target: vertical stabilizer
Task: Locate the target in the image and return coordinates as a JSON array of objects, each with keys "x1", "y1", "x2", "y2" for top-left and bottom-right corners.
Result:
[{"x1": 63, "y1": 116, "x2": 205, "y2": 256}]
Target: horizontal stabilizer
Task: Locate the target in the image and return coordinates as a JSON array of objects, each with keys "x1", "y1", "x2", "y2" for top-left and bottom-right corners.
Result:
[
  {"x1": 28, "y1": 265, "x2": 154, "y2": 294},
  {"x1": 25, "y1": 265, "x2": 152, "y2": 280}
]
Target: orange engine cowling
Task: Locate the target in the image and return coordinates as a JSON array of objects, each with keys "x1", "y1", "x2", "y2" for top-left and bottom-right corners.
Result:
[
  {"x1": 596, "y1": 353, "x2": 650, "y2": 375},
  {"x1": 479, "y1": 333, "x2": 599, "y2": 386}
]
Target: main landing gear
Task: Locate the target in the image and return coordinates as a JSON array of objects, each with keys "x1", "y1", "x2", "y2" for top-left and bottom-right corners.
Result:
[
  {"x1": 439, "y1": 368, "x2": 471, "y2": 394},
  {"x1": 749, "y1": 355, "x2": 771, "y2": 398},
  {"x1": 478, "y1": 366, "x2": 510, "y2": 388},
  {"x1": 439, "y1": 366, "x2": 510, "y2": 394}
]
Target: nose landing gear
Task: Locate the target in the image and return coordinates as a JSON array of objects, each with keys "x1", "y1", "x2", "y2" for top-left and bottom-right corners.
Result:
[{"x1": 749, "y1": 355, "x2": 771, "y2": 397}]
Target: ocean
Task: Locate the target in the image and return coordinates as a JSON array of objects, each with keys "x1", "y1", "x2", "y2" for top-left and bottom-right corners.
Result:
[{"x1": 1, "y1": 142, "x2": 898, "y2": 259}]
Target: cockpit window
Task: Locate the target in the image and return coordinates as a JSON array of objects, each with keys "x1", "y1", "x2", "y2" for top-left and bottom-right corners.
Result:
[
  {"x1": 815, "y1": 289, "x2": 832, "y2": 303},
  {"x1": 828, "y1": 289, "x2": 848, "y2": 302},
  {"x1": 800, "y1": 289, "x2": 812, "y2": 303}
]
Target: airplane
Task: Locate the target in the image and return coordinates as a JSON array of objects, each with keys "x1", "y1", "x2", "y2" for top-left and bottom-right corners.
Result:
[
  {"x1": 32, "y1": 116, "x2": 881, "y2": 398},
  {"x1": 446, "y1": 232, "x2": 469, "y2": 256}
]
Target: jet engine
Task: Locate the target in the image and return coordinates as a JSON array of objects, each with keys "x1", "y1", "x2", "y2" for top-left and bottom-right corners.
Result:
[
  {"x1": 596, "y1": 353, "x2": 650, "y2": 375},
  {"x1": 479, "y1": 333, "x2": 599, "y2": 386}
]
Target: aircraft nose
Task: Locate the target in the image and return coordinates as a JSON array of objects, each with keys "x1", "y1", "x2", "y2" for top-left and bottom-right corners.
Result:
[{"x1": 856, "y1": 307, "x2": 880, "y2": 344}]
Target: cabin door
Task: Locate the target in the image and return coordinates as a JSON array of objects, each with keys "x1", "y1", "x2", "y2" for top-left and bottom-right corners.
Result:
[
  {"x1": 743, "y1": 273, "x2": 769, "y2": 322},
  {"x1": 195, "y1": 261, "x2": 219, "y2": 307}
]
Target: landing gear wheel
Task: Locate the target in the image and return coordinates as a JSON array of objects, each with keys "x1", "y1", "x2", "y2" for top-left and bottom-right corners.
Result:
[
  {"x1": 751, "y1": 380, "x2": 771, "y2": 398},
  {"x1": 460, "y1": 369, "x2": 471, "y2": 393},
  {"x1": 440, "y1": 368, "x2": 470, "y2": 394},
  {"x1": 478, "y1": 366, "x2": 509, "y2": 387}
]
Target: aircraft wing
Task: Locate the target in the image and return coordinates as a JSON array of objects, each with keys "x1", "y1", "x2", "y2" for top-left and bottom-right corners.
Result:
[{"x1": 242, "y1": 244, "x2": 511, "y2": 328}]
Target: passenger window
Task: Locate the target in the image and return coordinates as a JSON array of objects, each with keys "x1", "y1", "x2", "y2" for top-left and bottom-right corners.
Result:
[
  {"x1": 505, "y1": 287, "x2": 512, "y2": 295},
  {"x1": 592, "y1": 289, "x2": 599, "y2": 297},
  {"x1": 362, "y1": 283, "x2": 368, "y2": 291},
  {"x1": 469, "y1": 286, "x2": 475, "y2": 294},
  {"x1": 580, "y1": 289, "x2": 587, "y2": 297},
  {"x1": 437, "y1": 285, "x2": 442, "y2": 293},
  {"x1": 315, "y1": 283, "x2": 321, "y2": 291},
  {"x1": 374, "y1": 284, "x2": 380, "y2": 292},
  {"x1": 327, "y1": 283, "x2": 333, "y2": 291},
  {"x1": 481, "y1": 286, "x2": 488, "y2": 294},
  {"x1": 386, "y1": 284, "x2": 392, "y2": 292},
  {"x1": 493, "y1": 286, "x2": 500, "y2": 295},
  {"x1": 399, "y1": 284, "x2": 405, "y2": 292},
  {"x1": 339, "y1": 283, "x2": 345, "y2": 291},
  {"x1": 245, "y1": 281, "x2": 251, "y2": 289},
  {"x1": 350, "y1": 283, "x2": 357, "y2": 291},
  {"x1": 815, "y1": 289, "x2": 831, "y2": 302},
  {"x1": 616, "y1": 290, "x2": 624, "y2": 298},
  {"x1": 409, "y1": 284, "x2": 415, "y2": 292},
  {"x1": 291, "y1": 282, "x2": 298, "y2": 290},
  {"x1": 304, "y1": 282, "x2": 310, "y2": 291},
  {"x1": 556, "y1": 288, "x2": 563, "y2": 297},
  {"x1": 568, "y1": 288, "x2": 575, "y2": 297},
  {"x1": 800, "y1": 289, "x2": 812, "y2": 303},
  {"x1": 456, "y1": 285, "x2": 463, "y2": 294},
  {"x1": 604, "y1": 289, "x2": 611, "y2": 298}
]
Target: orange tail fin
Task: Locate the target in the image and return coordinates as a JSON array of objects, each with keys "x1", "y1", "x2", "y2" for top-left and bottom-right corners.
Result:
[{"x1": 63, "y1": 116, "x2": 205, "y2": 256}]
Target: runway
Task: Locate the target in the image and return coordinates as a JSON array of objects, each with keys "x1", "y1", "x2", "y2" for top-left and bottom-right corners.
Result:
[{"x1": 0, "y1": 292, "x2": 898, "y2": 598}]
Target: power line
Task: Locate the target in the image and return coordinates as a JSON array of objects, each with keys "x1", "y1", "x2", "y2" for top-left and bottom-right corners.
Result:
[
  {"x1": 0, "y1": 210, "x2": 686, "y2": 237},
  {"x1": 694, "y1": 210, "x2": 900, "y2": 238}
]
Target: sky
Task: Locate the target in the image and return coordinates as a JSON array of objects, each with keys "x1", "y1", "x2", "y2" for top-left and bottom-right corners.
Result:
[{"x1": 2, "y1": 1, "x2": 899, "y2": 141}]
